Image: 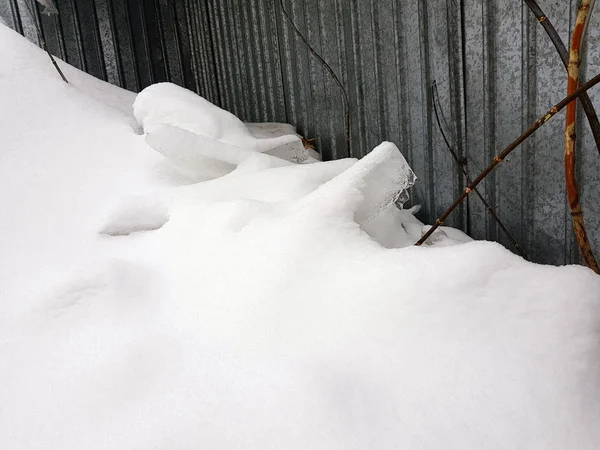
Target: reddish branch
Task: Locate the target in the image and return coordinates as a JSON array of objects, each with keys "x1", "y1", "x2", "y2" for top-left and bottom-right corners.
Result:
[
  {"x1": 524, "y1": 0, "x2": 600, "y2": 156},
  {"x1": 564, "y1": 0, "x2": 599, "y2": 273},
  {"x1": 416, "y1": 72, "x2": 600, "y2": 249}
]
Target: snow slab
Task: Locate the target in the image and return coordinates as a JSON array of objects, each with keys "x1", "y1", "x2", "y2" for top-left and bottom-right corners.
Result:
[
  {"x1": 134, "y1": 82, "x2": 317, "y2": 179},
  {"x1": 1, "y1": 24, "x2": 600, "y2": 450}
]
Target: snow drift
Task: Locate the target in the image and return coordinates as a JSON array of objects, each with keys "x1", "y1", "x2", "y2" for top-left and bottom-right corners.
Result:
[{"x1": 1, "y1": 23, "x2": 600, "y2": 450}]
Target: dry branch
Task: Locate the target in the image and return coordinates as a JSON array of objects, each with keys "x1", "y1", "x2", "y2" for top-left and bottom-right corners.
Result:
[
  {"x1": 431, "y1": 81, "x2": 527, "y2": 259},
  {"x1": 23, "y1": 0, "x2": 68, "y2": 83},
  {"x1": 564, "y1": 0, "x2": 599, "y2": 273},
  {"x1": 279, "y1": 0, "x2": 350, "y2": 157},
  {"x1": 415, "y1": 72, "x2": 600, "y2": 252}
]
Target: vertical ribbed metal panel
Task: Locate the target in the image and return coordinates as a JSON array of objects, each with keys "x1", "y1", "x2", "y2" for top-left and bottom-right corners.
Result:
[
  {"x1": 1, "y1": 0, "x2": 599, "y2": 267},
  {"x1": 0, "y1": 0, "x2": 21, "y2": 32}
]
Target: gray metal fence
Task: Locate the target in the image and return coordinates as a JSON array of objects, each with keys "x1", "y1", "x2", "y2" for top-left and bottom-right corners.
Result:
[{"x1": 2, "y1": 0, "x2": 599, "y2": 267}]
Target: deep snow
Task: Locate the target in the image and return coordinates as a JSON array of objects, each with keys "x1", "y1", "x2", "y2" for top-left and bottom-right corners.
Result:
[{"x1": 1, "y1": 24, "x2": 600, "y2": 450}]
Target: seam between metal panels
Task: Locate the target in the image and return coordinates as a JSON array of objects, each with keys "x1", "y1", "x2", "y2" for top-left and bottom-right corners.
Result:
[
  {"x1": 95, "y1": 0, "x2": 108, "y2": 80},
  {"x1": 265, "y1": 0, "x2": 287, "y2": 122},
  {"x1": 82, "y1": 0, "x2": 107, "y2": 80},
  {"x1": 132, "y1": 0, "x2": 153, "y2": 84},
  {"x1": 123, "y1": 0, "x2": 140, "y2": 91},
  {"x1": 459, "y1": 0, "x2": 472, "y2": 234},
  {"x1": 9, "y1": 0, "x2": 23, "y2": 34},
  {"x1": 207, "y1": 0, "x2": 227, "y2": 109},
  {"x1": 184, "y1": 0, "x2": 200, "y2": 93},
  {"x1": 394, "y1": 2, "x2": 411, "y2": 165},
  {"x1": 520, "y1": 0, "x2": 538, "y2": 258},
  {"x1": 106, "y1": 0, "x2": 124, "y2": 86},
  {"x1": 273, "y1": 0, "x2": 291, "y2": 125},
  {"x1": 255, "y1": 0, "x2": 274, "y2": 119},
  {"x1": 71, "y1": 0, "x2": 85, "y2": 70},
  {"x1": 231, "y1": 0, "x2": 250, "y2": 118},
  {"x1": 520, "y1": 1, "x2": 529, "y2": 257},
  {"x1": 153, "y1": 0, "x2": 167, "y2": 81},
  {"x1": 249, "y1": 0, "x2": 268, "y2": 121},
  {"x1": 300, "y1": 0, "x2": 315, "y2": 139},
  {"x1": 315, "y1": 0, "x2": 328, "y2": 155},
  {"x1": 95, "y1": 0, "x2": 119, "y2": 84},
  {"x1": 54, "y1": 6, "x2": 67, "y2": 61},
  {"x1": 191, "y1": 2, "x2": 207, "y2": 97},
  {"x1": 446, "y1": 0, "x2": 462, "y2": 228},
  {"x1": 449, "y1": 0, "x2": 469, "y2": 231},
  {"x1": 204, "y1": 0, "x2": 222, "y2": 107},
  {"x1": 259, "y1": 0, "x2": 276, "y2": 120},
  {"x1": 483, "y1": 0, "x2": 497, "y2": 241},
  {"x1": 227, "y1": 0, "x2": 247, "y2": 117},
  {"x1": 418, "y1": 0, "x2": 435, "y2": 222},
  {"x1": 166, "y1": 0, "x2": 185, "y2": 85},
  {"x1": 350, "y1": 0, "x2": 365, "y2": 156},
  {"x1": 333, "y1": 0, "x2": 347, "y2": 159},
  {"x1": 30, "y1": 0, "x2": 42, "y2": 47},
  {"x1": 371, "y1": 0, "x2": 386, "y2": 140}
]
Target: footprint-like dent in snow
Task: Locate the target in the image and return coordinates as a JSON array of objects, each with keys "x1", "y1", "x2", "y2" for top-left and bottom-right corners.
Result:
[
  {"x1": 44, "y1": 260, "x2": 163, "y2": 320},
  {"x1": 100, "y1": 195, "x2": 170, "y2": 236}
]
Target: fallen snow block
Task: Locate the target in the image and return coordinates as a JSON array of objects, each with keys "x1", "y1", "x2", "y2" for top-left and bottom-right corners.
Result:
[
  {"x1": 145, "y1": 123, "x2": 292, "y2": 179},
  {"x1": 283, "y1": 141, "x2": 469, "y2": 249},
  {"x1": 133, "y1": 83, "x2": 301, "y2": 153},
  {"x1": 297, "y1": 141, "x2": 416, "y2": 224},
  {"x1": 134, "y1": 83, "x2": 309, "y2": 178}
]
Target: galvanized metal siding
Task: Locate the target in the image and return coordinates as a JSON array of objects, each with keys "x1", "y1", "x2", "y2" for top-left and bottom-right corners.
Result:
[{"x1": 2, "y1": 0, "x2": 599, "y2": 267}]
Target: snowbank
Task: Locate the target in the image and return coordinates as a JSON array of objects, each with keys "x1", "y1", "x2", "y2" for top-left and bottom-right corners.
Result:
[{"x1": 1, "y1": 24, "x2": 600, "y2": 450}]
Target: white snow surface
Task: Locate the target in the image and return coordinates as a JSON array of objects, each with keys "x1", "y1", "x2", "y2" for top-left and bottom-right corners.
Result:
[{"x1": 1, "y1": 24, "x2": 600, "y2": 450}]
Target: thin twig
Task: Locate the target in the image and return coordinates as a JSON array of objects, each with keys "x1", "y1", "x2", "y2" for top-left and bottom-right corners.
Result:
[
  {"x1": 279, "y1": 0, "x2": 350, "y2": 157},
  {"x1": 416, "y1": 72, "x2": 600, "y2": 249},
  {"x1": 23, "y1": 0, "x2": 68, "y2": 83},
  {"x1": 524, "y1": 0, "x2": 600, "y2": 156},
  {"x1": 564, "y1": 0, "x2": 599, "y2": 273},
  {"x1": 431, "y1": 81, "x2": 528, "y2": 259}
]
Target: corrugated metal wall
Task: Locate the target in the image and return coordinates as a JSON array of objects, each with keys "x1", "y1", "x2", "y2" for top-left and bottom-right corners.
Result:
[{"x1": 2, "y1": 0, "x2": 599, "y2": 267}]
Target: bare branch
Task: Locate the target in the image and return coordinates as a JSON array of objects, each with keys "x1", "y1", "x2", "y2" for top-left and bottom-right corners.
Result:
[
  {"x1": 431, "y1": 81, "x2": 528, "y2": 259},
  {"x1": 524, "y1": 0, "x2": 600, "y2": 157},
  {"x1": 278, "y1": 0, "x2": 350, "y2": 157},
  {"x1": 563, "y1": 0, "x2": 599, "y2": 273},
  {"x1": 22, "y1": 0, "x2": 68, "y2": 83},
  {"x1": 416, "y1": 72, "x2": 600, "y2": 252}
]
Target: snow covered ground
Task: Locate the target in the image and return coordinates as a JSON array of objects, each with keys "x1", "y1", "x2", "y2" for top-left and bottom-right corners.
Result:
[{"x1": 1, "y1": 24, "x2": 600, "y2": 449}]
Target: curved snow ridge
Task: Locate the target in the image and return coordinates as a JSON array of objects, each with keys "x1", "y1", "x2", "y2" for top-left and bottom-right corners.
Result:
[
  {"x1": 134, "y1": 82, "x2": 301, "y2": 153},
  {"x1": 294, "y1": 142, "x2": 417, "y2": 221}
]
